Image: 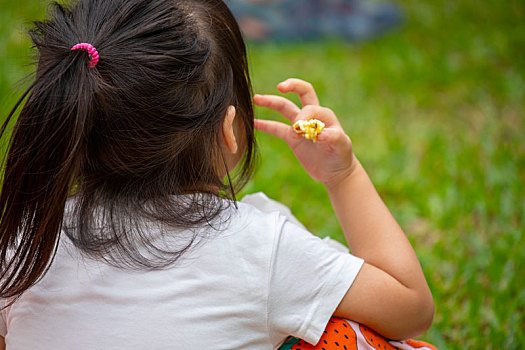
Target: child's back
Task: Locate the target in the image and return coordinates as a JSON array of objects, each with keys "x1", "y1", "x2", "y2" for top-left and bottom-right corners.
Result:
[{"x1": 2, "y1": 199, "x2": 363, "y2": 348}]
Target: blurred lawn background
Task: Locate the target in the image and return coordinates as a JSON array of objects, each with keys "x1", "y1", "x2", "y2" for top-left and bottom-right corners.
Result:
[{"x1": 1, "y1": 0, "x2": 524, "y2": 348}]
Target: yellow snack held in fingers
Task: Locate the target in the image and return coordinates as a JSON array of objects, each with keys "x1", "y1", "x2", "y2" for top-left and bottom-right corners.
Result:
[{"x1": 293, "y1": 119, "x2": 325, "y2": 142}]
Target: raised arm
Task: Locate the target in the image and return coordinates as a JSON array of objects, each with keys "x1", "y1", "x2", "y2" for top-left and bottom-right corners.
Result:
[{"x1": 254, "y1": 79, "x2": 434, "y2": 340}]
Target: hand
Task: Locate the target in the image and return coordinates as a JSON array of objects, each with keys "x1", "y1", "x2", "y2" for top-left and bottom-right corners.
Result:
[{"x1": 254, "y1": 78, "x2": 356, "y2": 188}]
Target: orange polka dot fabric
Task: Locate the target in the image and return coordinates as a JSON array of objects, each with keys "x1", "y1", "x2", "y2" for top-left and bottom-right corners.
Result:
[{"x1": 279, "y1": 318, "x2": 437, "y2": 350}]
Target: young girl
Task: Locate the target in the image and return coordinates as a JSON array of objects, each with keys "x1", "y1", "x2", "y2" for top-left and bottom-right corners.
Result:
[{"x1": 0, "y1": 0, "x2": 435, "y2": 349}]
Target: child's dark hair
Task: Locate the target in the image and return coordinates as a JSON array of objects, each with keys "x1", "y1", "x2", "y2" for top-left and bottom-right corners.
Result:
[{"x1": 0, "y1": 0, "x2": 256, "y2": 298}]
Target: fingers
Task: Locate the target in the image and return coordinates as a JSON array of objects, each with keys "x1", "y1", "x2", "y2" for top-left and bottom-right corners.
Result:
[
  {"x1": 254, "y1": 119, "x2": 300, "y2": 142},
  {"x1": 295, "y1": 105, "x2": 340, "y2": 127},
  {"x1": 256, "y1": 114, "x2": 350, "y2": 152},
  {"x1": 255, "y1": 79, "x2": 352, "y2": 168},
  {"x1": 254, "y1": 94, "x2": 300, "y2": 121},
  {"x1": 255, "y1": 79, "x2": 342, "y2": 139},
  {"x1": 278, "y1": 78, "x2": 320, "y2": 107}
]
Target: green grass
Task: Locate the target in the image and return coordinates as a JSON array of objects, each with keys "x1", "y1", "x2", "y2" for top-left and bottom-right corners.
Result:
[{"x1": 1, "y1": 0, "x2": 524, "y2": 348}]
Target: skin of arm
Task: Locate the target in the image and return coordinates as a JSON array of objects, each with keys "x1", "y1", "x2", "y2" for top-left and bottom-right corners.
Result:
[
  {"x1": 0, "y1": 335, "x2": 5, "y2": 350},
  {"x1": 254, "y1": 78, "x2": 434, "y2": 340}
]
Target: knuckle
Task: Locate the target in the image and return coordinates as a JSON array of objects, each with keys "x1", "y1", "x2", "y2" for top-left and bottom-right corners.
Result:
[
  {"x1": 303, "y1": 105, "x2": 315, "y2": 114},
  {"x1": 274, "y1": 100, "x2": 285, "y2": 108},
  {"x1": 322, "y1": 106, "x2": 334, "y2": 115},
  {"x1": 277, "y1": 98, "x2": 290, "y2": 107}
]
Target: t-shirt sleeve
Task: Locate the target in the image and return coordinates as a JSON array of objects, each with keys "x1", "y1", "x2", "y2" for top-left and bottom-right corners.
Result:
[
  {"x1": 267, "y1": 217, "x2": 364, "y2": 347},
  {"x1": 0, "y1": 299, "x2": 7, "y2": 337}
]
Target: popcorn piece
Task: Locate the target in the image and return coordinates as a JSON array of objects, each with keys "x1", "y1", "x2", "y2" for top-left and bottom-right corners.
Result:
[{"x1": 292, "y1": 119, "x2": 325, "y2": 142}]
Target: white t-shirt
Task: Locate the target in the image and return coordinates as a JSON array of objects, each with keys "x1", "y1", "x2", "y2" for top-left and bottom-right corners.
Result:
[{"x1": 0, "y1": 194, "x2": 363, "y2": 349}]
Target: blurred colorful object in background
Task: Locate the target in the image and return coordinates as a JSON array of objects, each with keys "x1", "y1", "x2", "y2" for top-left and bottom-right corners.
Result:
[{"x1": 226, "y1": 0, "x2": 403, "y2": 42}]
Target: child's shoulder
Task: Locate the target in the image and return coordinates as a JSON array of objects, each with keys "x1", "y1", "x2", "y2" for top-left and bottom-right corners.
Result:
[
  {"x1": 210, "y1": 193, "x2": 305, "y2": 251},
  {"x1": 238, "y1": 192, "x2": 306, "y2": 230},
  {"x1": 227, "y1": 196, "x2": 287, "y2": 239}
]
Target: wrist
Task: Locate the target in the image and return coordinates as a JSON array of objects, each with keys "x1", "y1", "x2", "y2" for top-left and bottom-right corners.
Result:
[{"x1": 323, "y1": 154, "x2": 362, "y2": 192}]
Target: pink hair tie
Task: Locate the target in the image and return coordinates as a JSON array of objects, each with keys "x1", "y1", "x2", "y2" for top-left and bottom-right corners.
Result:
[{"x1": 71, "y1": 43, "x2": 99, "y2": 69}]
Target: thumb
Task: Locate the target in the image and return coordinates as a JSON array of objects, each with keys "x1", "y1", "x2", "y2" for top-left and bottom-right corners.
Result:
[{"x1": 316, "y1": 127, "x2": 352, "y2": 150}]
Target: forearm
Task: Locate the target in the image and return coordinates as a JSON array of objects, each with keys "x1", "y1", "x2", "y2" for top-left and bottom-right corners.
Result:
[{"x1": 326, "y1": 155, "x2": 428, "y2": 292}]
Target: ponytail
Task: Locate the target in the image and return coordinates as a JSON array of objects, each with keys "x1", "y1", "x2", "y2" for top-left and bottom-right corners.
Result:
[{"x1": 0, "y1": 32, "x2": 96, "y2": 298}]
